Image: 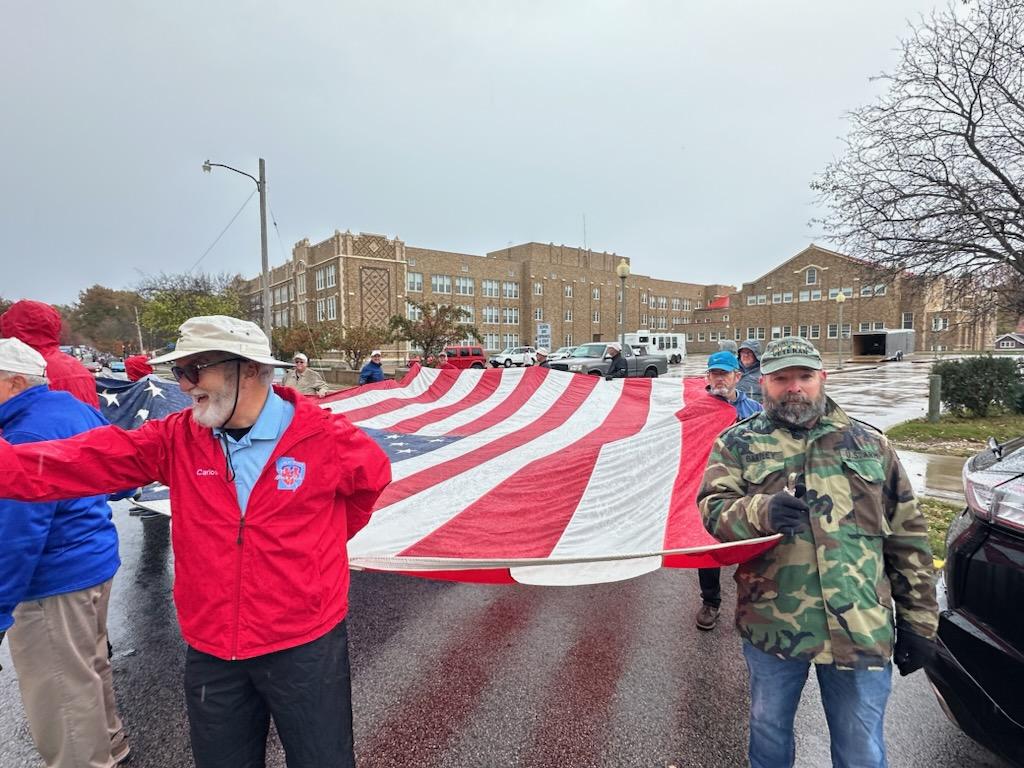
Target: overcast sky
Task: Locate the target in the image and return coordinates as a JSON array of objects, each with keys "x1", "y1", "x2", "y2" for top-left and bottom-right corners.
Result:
[{"x1": 1, "y1": 1, "x2": 946, "y2": 306}]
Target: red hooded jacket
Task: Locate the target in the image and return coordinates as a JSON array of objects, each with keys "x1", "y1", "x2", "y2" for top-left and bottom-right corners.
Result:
[
  {"x1": 0, "y1": 386, "x2": 391, "y2": 660},
  {"x1": 0, "y1": 300, "x2": 100, "y2": 407}
]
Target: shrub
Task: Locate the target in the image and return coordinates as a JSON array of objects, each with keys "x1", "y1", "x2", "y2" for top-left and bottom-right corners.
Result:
[{"x1": 932, "y1": 356, "x2": 1022, "y2": 417}]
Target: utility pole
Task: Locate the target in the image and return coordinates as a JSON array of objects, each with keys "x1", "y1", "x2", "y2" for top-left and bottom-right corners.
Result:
[
  {"x1": 134, "y1": 306, "x2": 145, "y2": 354},
  {"x1": 258, "y1": 158, "x2": 271, "y2": 338}
]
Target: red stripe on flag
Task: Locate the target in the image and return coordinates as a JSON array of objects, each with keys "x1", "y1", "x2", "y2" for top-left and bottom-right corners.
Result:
[
  {"x1": 322, "y1": 364, "x2": 421, "y2": 403},
  {"x1": 440, "y1": 367, "x2": 551, "y2": 437},
  {"x1": 400, "y1": 379, "x2": 654, "y2": 559},
  {"x1": 661, "y1": 377, "x2": 770, "y2": 568},
  {"x1": 337, "y1": 369, "x2": 460, "y2": 425},
  {"x1": 388, "y1": 368, "x2": 504, "y2": 433},
  {"x1": 374, "y1": 373, "x2": 599, "y2": 509}
]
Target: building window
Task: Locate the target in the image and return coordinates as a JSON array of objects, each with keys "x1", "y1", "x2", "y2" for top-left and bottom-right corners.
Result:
[
  {"x1": 999, "y1": 339, "x2": 1016, "y2": 348},
  {"x1": 828, "y1": 324, "x2": 839, "y2": 339},
  {"x1": 782, "y1": 292, "x2": 793, "y2": 303},
  {"x1": 902, "y1": 312, "x2": 914, "y2": 329},
  {"x1": 315, "y1": 269, "x2": 325, "y2": 291},
  {"x1": 686, "y1": 333, "x2": 694, "y2": 342},
  {"x1": 297, "y1": 303, "x2": 306, "y2": 322},
  {"x1": 316, "y1": 298, "x2": 325, "y2": 322},
  {"x1": 874, "y1": 321, "x2": 885, "y2": 330},
  {"x1": 682, "y1": 299, "x2": 691, "y2": 311},
  {"x1": 617, "y1": 289, "x2": 623, "y2": 303},
  {"x1": 592, "y1": 287, "x2": 601, "y2": 301},
  {"x1": 564, "y1": 309, "x2": 573, "y2": 322},
  {"x1": 592, "y1": 310, "x2": 600, "y2": 323},
  {"x1": 564, "y1": 284, "x2": 573, "y2": 298},
  {"x1": 672, "y1": 298, "x2": 681, "y2": 311},
  {"x1": 618, "y1": 312, "x2": 623, "y2": 324},
  {"x1": 407, "y1": 271, "x2": 423, "y2": 292},
  {"x1": 799, "y1": 290, "x2": 809, "y2": 302},
  {"x1": 297, "y1": 274, "x2": 307, "y2": 295},
  {"x1": 431, "y1": 275, "x2": 452, "y2": 294},
  {"x1": 843, "y1": 287, "x2": 853, "y2": 298},
  {"x1": 772, "y1": 293, "x2": 782, "y2": 304},
  {"x1": 698, "y1": 333, "x2": 706, "y2": 342},
  {"x1": 641, "y1": 292, "x2": 648, "y2": 305},
  {"x1": 932, "y1": 316, "x2": 949, "y2": 331},
  {"x1": 756, "y1": 327, "x2": 766, "y2": 340},
  {"x1": 533, "y1": 307, "x2": 543, "y2": 321},
  {"x1": 502, "y1": 281, "x2": 519, "y2": 299},
  {"x1": 534, "y1": 282, "x2": 543, "y2": 296},
  {"x1": 842, "y1": 324, "x2": 851, "y2": 338},
  {"x1": 641, "y1": 313, "x2": 648, "y2": 325},
  {"x1": 860, "y1": 285, "x2": 874, "y2": 297},
  {"x1": 747, "y1": 295, "x2": 756, "y2": 306},
  {"x1": 326, "y1": 296, "x2": 337, "y2": 321},
  {"x1": 799, "y1": 325, "x2": 809, "y2": 338},
  {"x1": 734, "y1": 328, "x2": 741, "y2": 340},
  {"x1": 503, "y1": 334, "x2": 520, "y2": 348},
  {"x1": 809, "y1": 324, "x2": 820, "y2": 339},
  {"x1": 482, "y1": 306, "x2": 499, "y2": 324},
  {"x1": 875, "y1": 284, "x2": 887, "y2": 296},
  {"x1": 458, "y1": 305, "x2": 475, "y2": 321},
  {"x1": 503, "y1": 307, "x2": 519, "y2": 324},
  {"x1": 405, "y1": 301, "x2": 423, "y2": 321},
  {"x1": 782, "y1": 325, "x2": 792, "y2": 336},
  {"x1": 564, "y1": 333, "x2": 573, "y2": 347},
  {"x1": 484, "y1": 332, "x2": 500, "y2": 350},
  {"x1": 746, "y1": 327, "x2": 756, "y2": 339},
  {"x1": 811, "y1": 289, "x2": 822, "y2": 301},
  {"x1": 657, "y1": 296, "x2": 667, "y2": 309},
  {"x1": 482, "y1": 279, "x2": 499, "y2": 298},
  {"x1": 828, "y1": 288, "x2": 839, "y2": 300},
  {"x1": 806, "y1": 267, "x2": 817, "y2": 285},
  {"x1": 860, "y1": 322, "x2": 871, "y2": 332},
  {"x1": 455, "y1": 276, "x2": 475, "y2": 296},
  {"x1": 772, "y1": 326, "x2": 782, "y2": 339},
  {"x1": 657, "y1": 316, "x2": 667, "y2": 329},
  {"x1": 757, "y1": 294, "x2": 767, "y2": 305},
  {"x1": 325, "y1": 264, "x2": 336, "y2": 288}
]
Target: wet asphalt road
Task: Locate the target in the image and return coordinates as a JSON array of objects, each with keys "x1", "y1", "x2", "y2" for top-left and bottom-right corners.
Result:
[{"x1": 0, "y1": 362, "x2": 1012, "y2": 768}]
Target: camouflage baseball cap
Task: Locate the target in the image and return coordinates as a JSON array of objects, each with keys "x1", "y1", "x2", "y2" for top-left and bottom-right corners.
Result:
[{"x1": 760, "y1": 336, "x2": 823, "y2": 374}]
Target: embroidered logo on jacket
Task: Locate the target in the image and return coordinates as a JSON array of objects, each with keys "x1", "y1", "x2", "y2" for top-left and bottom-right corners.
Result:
[{"x1": 275, "y1": 457, "x2": 306, "y2": 491}]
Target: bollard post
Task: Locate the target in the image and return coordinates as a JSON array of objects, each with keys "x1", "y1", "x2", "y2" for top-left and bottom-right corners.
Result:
[{"x1": 928, "y1": 374, "x2": 942, "y2": 423}]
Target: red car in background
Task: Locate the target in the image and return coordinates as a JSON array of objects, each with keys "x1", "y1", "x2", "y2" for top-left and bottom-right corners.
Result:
[{"x1": 443, "y1": 345, "x2": 487, "y2": 369}]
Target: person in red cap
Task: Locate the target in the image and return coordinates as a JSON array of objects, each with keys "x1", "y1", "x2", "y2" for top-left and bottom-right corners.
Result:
[
  {"x1": 0, "y1": 300, "x2": 99, "y2": 407},
  {"x1": 124, "y1": 355, "x2": 154, "y2": 382}
]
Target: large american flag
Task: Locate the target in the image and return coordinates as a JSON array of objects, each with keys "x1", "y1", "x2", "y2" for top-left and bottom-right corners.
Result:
[{"x1": 326, "y1": 366, "x2": 777, "y2": 585}]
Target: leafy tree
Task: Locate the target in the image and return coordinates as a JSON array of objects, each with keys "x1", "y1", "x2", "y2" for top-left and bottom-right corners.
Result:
[
  {"x1": 137, "y1": 272, "x2": 246, "y2": 347},
  {"x1": 0, "y1": 297, "x2": 12, "y2": 316},
  {"x1": 813, "y1": 0, "x2": 1024, "y2": 322},
  {"x1": 336, "y1": 325, "x2": 393, "y2": 371},
  {"x1": 271, "y1": 322, "x2": 344, "y2": 361},
  {"x1": 67, "y1": 285, "x2": 146, "y2": 354},
  {"x1": 388, "y1": 300, "x2": 480, "y2": 361}
]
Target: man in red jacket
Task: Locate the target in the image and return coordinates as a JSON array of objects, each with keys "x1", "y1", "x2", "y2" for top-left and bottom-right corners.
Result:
[
  {"x1": 0, "y1": 315, "x2": 392, "y2": 768},
  {"x1": 0, "y1": 300, "x2": 100, "y2": 407}
]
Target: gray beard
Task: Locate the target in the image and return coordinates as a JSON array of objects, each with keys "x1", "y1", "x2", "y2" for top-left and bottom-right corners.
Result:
[{"x1": 764, "y1": 390, "x2": 827, "y2": 428}]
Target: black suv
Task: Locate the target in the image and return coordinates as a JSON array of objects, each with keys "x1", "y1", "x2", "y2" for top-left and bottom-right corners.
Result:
[{"x1": 926, "y1": 436, "x2": 1024, "y2": 767}]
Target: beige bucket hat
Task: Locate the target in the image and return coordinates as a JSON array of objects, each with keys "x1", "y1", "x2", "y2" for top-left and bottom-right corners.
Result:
[{"x1": 149, "y1": 315, "x2": 293, "y2": 367}]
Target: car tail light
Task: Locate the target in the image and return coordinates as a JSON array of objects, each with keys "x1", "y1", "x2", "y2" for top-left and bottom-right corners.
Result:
[{"x1": 989, "y1": 489, "x2": 1024, "y2": 532}]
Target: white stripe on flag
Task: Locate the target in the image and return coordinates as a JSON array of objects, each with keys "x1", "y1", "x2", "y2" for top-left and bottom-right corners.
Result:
[
  {"x1": 410, "y1": 370, "x2": 527, "y2": 436},
  {"x1": 325, "y1": 367, "x2": 439, "y2": 414},
  {"x1": 347, "y1": 376, "x2": 627, "y2": 558}
]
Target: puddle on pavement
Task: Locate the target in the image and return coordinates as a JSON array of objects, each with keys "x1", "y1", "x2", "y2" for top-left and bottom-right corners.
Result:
[{"x1": 896, "y1": 451, "x2": 966, "y2": 502}]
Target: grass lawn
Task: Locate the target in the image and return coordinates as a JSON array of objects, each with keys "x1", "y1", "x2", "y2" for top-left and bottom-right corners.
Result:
[
  {"x1": 919, "y1": 497, "x2": 964, "y2": 560},
  {"x1": 886, "y1": 413, "x2": 1024, "y2": 456}
]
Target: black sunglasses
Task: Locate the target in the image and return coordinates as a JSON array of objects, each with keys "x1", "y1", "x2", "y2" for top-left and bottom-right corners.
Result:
[{"x1": 171, "y1": 357, "x2": 243, "y2": 386}]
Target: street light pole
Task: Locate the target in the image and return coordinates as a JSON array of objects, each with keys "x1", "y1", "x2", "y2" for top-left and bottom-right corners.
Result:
[
  {"x1": 835, "y1": 292, "x2": 846, "y2": 370},
  {"x1": 616, "y1": 259, "x2": 630, "y2": 348},
  {"x1": 202, "y1": 158, "x2": 272, "y2": 338}
]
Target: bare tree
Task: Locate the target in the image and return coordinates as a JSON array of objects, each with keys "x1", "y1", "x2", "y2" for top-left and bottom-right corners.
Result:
[{"x1": 813, "y1": 0, "x2": 1024, "y2": 321}]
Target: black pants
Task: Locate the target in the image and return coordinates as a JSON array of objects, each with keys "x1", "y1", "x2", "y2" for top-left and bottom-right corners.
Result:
[
  {"x1": 698, "y1": 568, "x2": 721, "y2": 608},
  {"x1": 185, "y1": 620, "x2": 354, "y2": 768}
]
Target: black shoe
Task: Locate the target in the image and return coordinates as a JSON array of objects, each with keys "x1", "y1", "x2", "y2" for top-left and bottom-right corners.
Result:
[{"x1": 696, "y1": 604, "x2": 720, "y2": 631}]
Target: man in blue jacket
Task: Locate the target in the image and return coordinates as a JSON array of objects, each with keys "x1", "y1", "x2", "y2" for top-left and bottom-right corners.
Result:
[
  {"x1": 695, "y1": 350, "x2": 763, "y2": 630},
  {"x1": 0, "y1": 338, "x2": 129, "y2": 767},
  {"x1": 358, "y1": 349, "x2": 386, "y2": 385}
]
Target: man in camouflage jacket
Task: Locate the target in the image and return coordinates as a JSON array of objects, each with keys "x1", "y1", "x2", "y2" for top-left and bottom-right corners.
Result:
[{"x1": 697, "y1": 336, "x2": 938, "y2": 768}]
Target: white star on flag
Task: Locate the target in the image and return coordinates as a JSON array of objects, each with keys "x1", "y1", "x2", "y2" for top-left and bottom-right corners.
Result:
[
  {"x1": 145, "y1": 380, "x2": 166, "y2": 398},
  {"x1": 100, "y1": 390, "x2": 120, "y2": 407},
  {"x1": 135, "y1": 408, "x2": 150, "y2": 421}
]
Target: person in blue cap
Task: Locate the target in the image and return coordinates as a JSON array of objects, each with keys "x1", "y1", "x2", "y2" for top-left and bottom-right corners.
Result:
[{"x1": 695, "y1": 350, "x2": 763, "y2": 630}]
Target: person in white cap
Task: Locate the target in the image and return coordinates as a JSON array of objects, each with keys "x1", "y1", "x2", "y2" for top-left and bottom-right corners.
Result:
[
  {"x1": 0, "y1": 316, "x2": 391, "y2": 768},
  {"x1": 604, "y1": 341, "x2": 628, "y2": 378},
  {"x1": 358, "y1": 350, "x2": 385, "y2": 385},
  {"x1": 281, "y1": 351, "x2": 329, "y2": 398},
  {"x1": 534, "y1": 347, "x2": 551, "y2": 368},
  {"x1": 0, "y1": 338, "x2": 131, "y2": 767}
]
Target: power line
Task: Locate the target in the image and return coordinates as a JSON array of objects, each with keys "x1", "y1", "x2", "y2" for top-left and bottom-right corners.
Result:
[
  {"x1": 188, "y1": 189, "x2": 257, "y2": 274},
  {"x1": 269, "y1": 203, "x2": 290, "y2": 264}
]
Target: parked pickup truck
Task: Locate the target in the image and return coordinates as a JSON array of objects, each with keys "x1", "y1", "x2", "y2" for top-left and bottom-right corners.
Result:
[{"x1": 548, "y1": 342, "x2": 668, "y2": 378}]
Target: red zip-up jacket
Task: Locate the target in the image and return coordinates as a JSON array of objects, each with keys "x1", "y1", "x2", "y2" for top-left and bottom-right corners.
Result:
[{"x1": 0, "y1": 385, "x2": 390, "y2": 660}]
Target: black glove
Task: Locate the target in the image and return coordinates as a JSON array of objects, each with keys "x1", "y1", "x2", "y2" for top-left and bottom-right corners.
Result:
[
  {"x1": 767, "y1": 492, "x2": 810, "y2": 535},
  {"x1": 0, "y1": 629, "x2": 5, "y2": 672},
  {"x1": 894, "y1": 624, "x2": 937, "y2": 676}
]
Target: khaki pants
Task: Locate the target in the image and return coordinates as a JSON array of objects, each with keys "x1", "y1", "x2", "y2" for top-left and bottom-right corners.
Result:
[{"x1": 8, "y1": 579, "x2": 126, "y2": 768}]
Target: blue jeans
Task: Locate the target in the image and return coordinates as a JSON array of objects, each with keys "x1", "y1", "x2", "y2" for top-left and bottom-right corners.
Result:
[{"x1": 742, "y1": 641, "x2": 892, "y2": 768}]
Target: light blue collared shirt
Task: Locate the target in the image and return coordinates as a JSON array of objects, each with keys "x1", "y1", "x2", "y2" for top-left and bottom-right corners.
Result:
[{"x1": 213, "y1": 389, "x2": 295, "y2": 514}]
